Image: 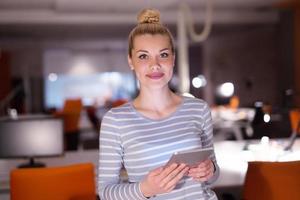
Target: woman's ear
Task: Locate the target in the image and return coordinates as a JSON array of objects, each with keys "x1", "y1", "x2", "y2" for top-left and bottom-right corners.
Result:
[{"x1": 128, "y1": 55, "x2": 134, "y2": 70}]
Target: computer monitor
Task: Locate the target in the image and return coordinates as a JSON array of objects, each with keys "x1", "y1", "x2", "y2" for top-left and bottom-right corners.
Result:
[{"x1": 0, "y1": 115, "x2": 64, "y2": 168}]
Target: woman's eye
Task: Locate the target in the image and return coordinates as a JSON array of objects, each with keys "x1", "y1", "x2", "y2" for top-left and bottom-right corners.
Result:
[
  {"x1": 160, "y1": 52, "x2": 169, "y2": 58},
  {"x1": 138, "y1": 54, "x2": 148, "y2": 59}
]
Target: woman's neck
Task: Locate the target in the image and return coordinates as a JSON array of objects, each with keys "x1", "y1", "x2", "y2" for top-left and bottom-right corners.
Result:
[{"x1": 133, "y1": 87, "x2": 182, "y2": 119}]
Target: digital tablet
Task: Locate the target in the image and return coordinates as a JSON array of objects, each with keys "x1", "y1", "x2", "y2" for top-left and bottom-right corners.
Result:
[{"x1": 165, "y1": 147, "x2": 214, "y2": 168}]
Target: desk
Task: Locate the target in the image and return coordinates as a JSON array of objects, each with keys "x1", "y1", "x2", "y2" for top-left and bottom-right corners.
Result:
[
  {"x1": 213, "y1": 138, "x2": 300, "y2": 190},
  {"x1": 212, "y1": 108, "x2": 255, "y2": 141},
  {"x1": 1, "y1": 139, "x2": 300, "y2": 200}
]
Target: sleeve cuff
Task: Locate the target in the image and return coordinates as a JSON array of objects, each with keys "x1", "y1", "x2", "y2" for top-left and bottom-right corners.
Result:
[{"x1": 137, "y1": 182, "x2": 151, "y2": 200}]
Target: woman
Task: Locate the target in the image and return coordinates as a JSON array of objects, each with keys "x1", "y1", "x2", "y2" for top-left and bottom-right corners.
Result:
[{"x1": 98, "y1": 8, "x2": 219, "y2": 200}]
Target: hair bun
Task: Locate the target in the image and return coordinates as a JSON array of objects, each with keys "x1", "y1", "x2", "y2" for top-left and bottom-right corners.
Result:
[{"x1": 137, "y1": 9, "x2": 160, "y2": 24}]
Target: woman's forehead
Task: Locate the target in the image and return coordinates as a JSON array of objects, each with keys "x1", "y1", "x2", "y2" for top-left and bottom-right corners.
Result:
[{"x1": 133, "y1": 34, "x2": 171, "y2": 50}]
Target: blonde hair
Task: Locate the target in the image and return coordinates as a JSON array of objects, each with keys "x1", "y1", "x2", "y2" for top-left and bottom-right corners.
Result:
[{"x1": 128, "y1": 8, "x2": 175, "y2": 58}]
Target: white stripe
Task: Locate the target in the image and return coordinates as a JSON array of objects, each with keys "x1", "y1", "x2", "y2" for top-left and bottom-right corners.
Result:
[
  {"x1": 204, "y1": 123, "x2": 213, "y2": 130},
  {"x1": 127, "y1": 160, "x2": 166, "y2": 169},
  {"x1": 99, "y1": 174, "x2": 119, "y2": 178},
  {"x1": 111, "y1": 111, "x2": 136, "y2": 115},
  {"x1": 184, "y1": 102, "x2": 205, "y2": 107},
  {"x1": 100, "y1": 145, "x2": 121, "y2": 150},
  {"x1": 203, "y1": 111, "x2": 210, "y2": 118},
  {"x1": 101, "y1": 122, "x2": 121, "y2": 130},
  {"x1": 99, "y1": 166, "x2": 120, "y2": 170},
  {"x1": 100, "y1": 138, "x2": 119, "y2": 143},
  {"x1": 100, "y1": 159, "x2": 120, "y2": 163},
  {"x1": 101, "y1": 131, "x2": 120, "y2": 136},
  {"x1": 134, "y1": 184, "x2": 141, "y2": 199},
  {"x1": 123, "y1": 184, "x2": 130, "y2": 200},
  {"x1": 180, "y1": 108, "x2": 204, "y2": 112},
  {"x1": 109, "y1": 118, "x2": 142, "y2": 122},
  {"x1": 105, "y1": 115, "x2": 142, "y2": 122},
  {"x1": 100, "y1": 152, "x2": 120, "y2": 156},
  {"x1": 107, "y1": 185, "x2": 113, "y2": 200},
  {"x1": 172, "y1": 182, "x2": 202, "y2": 194},
  {"x1": 117, "y1": 185, "x2": 122, "y2": 199}
]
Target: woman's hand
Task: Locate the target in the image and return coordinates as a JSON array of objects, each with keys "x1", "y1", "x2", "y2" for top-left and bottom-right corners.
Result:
[
  {"x1": 187, "y1": 159, "x2": 215, "y2": 182},
  {"x1": 140, "y1": 163, "x2": 189, "y2": 198}
]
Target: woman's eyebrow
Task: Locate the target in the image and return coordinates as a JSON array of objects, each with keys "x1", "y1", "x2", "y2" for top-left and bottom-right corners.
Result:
[
  {"x1": 135, "y1": 48, "x2": 170, "y2": 53},
  {"x1": 136, "y1": 50, "x2": 148, "y2": 53},
  {"x1": 160, "y1": 48, "x2": 170, "y2": 52}
]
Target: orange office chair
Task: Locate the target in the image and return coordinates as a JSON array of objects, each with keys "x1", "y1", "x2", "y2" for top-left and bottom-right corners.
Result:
[
  {"x1": 229, "y1": 95, "x2": 240, "y2": 110},
  {"x1": 290, "y1": 109, "x2": 300, "y2": 133},
  {"x1": 242, "y1": 161, "x2": 300, "y2": 200},
  {"x1": 10, "y1": 163, "x2": 96, "y2": 200},
  {"x1": 111, "y1": 99, "x2": 127, "y2": 108},
  {"x1": 285, "y1": 109, "x2": 300, "y2": 150},
  {"x1": 54, "y1": 98, "x2": 83, "y2": 150},
  {"x1": 57, "y1": 98, "x2": 83, "y2": 133}
]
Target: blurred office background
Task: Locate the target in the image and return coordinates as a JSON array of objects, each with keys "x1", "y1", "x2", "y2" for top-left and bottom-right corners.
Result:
[
  {"x1": 0, "y1": 0, "x2": 298, "y2": 111},
  {"x1": 1, "y1": 0, "x2": 300, "y2": 199},
  {"x1": 1, "y1": 0, "x2": 299, "y2": 138}
]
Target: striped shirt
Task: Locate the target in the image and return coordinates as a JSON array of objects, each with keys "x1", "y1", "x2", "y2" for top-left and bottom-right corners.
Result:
[{"x1": 98, "y1": 96, "x2": 219, "y2": 200}]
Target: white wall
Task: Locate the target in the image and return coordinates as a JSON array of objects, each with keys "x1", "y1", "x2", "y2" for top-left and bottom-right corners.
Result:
[{"x1": 43, "y1": 46, "x2": 130, "y2": 77}]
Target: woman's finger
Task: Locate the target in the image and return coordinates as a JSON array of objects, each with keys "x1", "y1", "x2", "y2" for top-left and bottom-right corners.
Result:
[
  {"x1": 159, "y1": 164, "x2": 186, "y2": 188},
  {"x1": 164, "y1": 165, "x2": 189, "y2": 190}
]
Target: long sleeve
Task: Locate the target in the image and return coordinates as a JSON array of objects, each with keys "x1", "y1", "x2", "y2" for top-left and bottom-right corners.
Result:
[
  {"x1": 201, "y1": 102, "x2": 220, "y2": 184},
  {"x1": 98, "y1": 111, "x2": 147, "y2": 200}
]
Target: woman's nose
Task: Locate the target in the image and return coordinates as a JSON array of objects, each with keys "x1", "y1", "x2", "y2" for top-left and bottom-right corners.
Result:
[{"x1": 149, "y1": 57, "x2": 161, "y2": 70}]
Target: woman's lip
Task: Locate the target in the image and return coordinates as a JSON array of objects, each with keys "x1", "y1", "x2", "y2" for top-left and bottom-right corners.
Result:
[{"x1": 146, "y1": 72, "x2": 164, "y2": 79}]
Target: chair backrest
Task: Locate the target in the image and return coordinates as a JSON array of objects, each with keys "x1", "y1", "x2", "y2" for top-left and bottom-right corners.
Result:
[
  {"x1": 229, "y1": 95, "x2": 239, "y2": 109},
  {"x1": 54, "y1": 98, "x2": 83, "y2": 133},
  {"x1": 10, "y1": 163, "x2": 96, "y2": 200},
  {"x1": 289, "y1": 109, "x2": 300, "y2": 133},
  {"x1": 242, "y1": 161, "x2": 300, "y2": 200},
  {"x1": 63, "y1": 99, "x2": 83, "y2": 114}
]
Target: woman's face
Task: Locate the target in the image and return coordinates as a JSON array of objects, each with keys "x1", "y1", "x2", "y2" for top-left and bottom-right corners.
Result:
[{"x1": 128, "y1": 34, "x2": 175, "y2": 90}]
